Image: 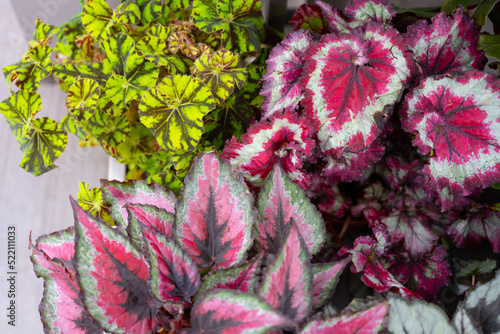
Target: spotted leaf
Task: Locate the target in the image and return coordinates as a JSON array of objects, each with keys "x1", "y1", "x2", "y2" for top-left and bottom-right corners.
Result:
[
  {"x1": 190, "y1": 0, "x2": 264, "y2": 54},
  {"x1": 256, "y1": 164, "x2": 325, "y2": 255},
  {"x1": 101, "y1": 179, "x2": 177, "y2": 228},
  {"x1": 66, "y1": 78, "x2": 100, "y2": 121},
  {"x1": 312, "y1": 259, "x2": 350, "y2": 310},
  {"x1": 401, "y1": 70, "x2": 500, "y2": 199},
  {"x1": 403, "y1": 8, "x2": 486, "y2": 76},
  {"x1": 192, "y1": 49, "x2": 247, "y2": 104},
  {"x1": 261, "y1": 29, "x2": 316, "y2": 119},
  {"x1": 72, "y1": 199, "x2": 160, "y2": 334},
  {"x1": 222, "y1": 110, "x2": 314, "y2": 188},
  {"x1": 300, "y1": 300, "x2": 390, "y2": 334},
  {"x1": 138, "y1": 75, "x2": 216, "y2": 150},
  {"x1": 175, "y1": 152, "x2": 255, "y2": 269},
  {"x1": 185, "y1": 290, "x2": 294, "y2": 334},
  {"x1": 301, "y1": 23, "x2": 413, "y2": 156}
]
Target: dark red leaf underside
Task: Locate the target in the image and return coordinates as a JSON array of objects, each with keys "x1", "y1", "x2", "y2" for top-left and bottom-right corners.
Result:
[{"x1": 289, "y1": 4, "x2": 329, "y2": 34}]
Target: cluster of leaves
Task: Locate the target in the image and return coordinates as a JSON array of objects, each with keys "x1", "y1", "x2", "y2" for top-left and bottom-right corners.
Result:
[{"x1": 0, "y1": 0, "x2": 264, "y2": 193}]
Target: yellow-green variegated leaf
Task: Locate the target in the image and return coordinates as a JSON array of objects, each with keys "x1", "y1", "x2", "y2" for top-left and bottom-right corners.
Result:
[
  {"x1": 81, "y1": 0, "x2": 114, "y2": 40},
  {"x1": 146, "y1": 23, "x2": 170, "y2": 40},
  {"x1": 138, "y1": 0, "x2": 165, "y2": 23},
  {"x1": 53, "y1": 61, "x2": 112, "y2": 87},
  {"x1": 60, "y1": 114, "x2": 89, "y2": 141},
  {"x1": 19, "y1": 117, "x2": 67, "y2": 176},
  {"x1": 77, "y1": 181, "x2": 114, "y2": 225},
  {"x1": 86, "y1": 108, "x2": 131, "y2": 155},
  {"x1": 136, "y1": 36, "x2": 193, "y2": 74},
  {"x1": 192, "y1": 49, "x2": 247, "y2": 104},
  {"x1": 3, "y1": 44, "x2": 53, "y2": 91},
  {"x1": 66, "y1": 78, "x2": 100, "y2": 120},
  {"x1": 191, "y1": 0, "x2": 263, "y2": 54},
  {"x1": 0, "y1": 90, "x2": 41, "y2": 143},
  {"x1": 113, "y1": 0, "x2": 141, "y2": 25},
  {"x1": 30, "y1": 19, "x2": 60, "y2": 47},
  {"x1": 138, "y1": 75, "x2": 216, "y2": 150}
]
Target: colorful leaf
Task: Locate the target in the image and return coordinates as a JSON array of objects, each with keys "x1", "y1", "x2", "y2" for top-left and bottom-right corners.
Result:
[
  {"x1": 31, "y1": 19, "x2": 60, "y2": 46},
  {"x1": 222, "y1": 110, "x2": 314, "y2": 188},
  {"x1": 81, "y1": 0, "x2": 114, "y2": 40},
  {"x1": 289, "y1": 4, "x2": 329, "y2": 34},
  {"x1": 192, "y1": 49, "x2": 247, "y2": 104},
  {"x1": 3, "y1": 44, "x2": 53, "y2": 91},
  {"x1": 403, "y1": 8, "x2": 486, "y2": 76},
  {"x1": 185, "y1": 289, "x2": 294, "y2": 334},
  {"x1": 312, "y1": 259, "x2": 350, "y2": 310},
  {"x1": 77, "y1": 181, "x2": 113, "y2": 226},
  {"x1": 139, "y1": 0, "x2": 166, "y2": 23},
  {"x1": 53, "y1": 61, "x2": 111, "y2": 87},
  {"x1": 175, "y1": 152, "x2": 256, "y2": 269},
  {"x1": 66, "y1": 78, "x2": 100, "y2": 121},
  {"x1": 35, "y1": 227, "x2": 76, "y2": 272},
  {"x1": 140, "y1": 224, "x2": 200, "y2": 303},
  {"x1": 85, "y1": 109, "x2": 131, "y2": 155},
  {"x1": 261, "y1": 29, "x2": 316, "y2": 119},
  {"x1": 315, "y1": 0, "x2": 356, "y2": 34},
  {"x1": 258, "y1": 224, "x2": 313, "y2": 323},
  {"x1": 72, "y1": 199, "x2": 160, "y2": 334},
  {"x1": 301, "y1": 23, "x2": 413, "y2": 156},
  {"x1": 344, "y1": 0, "x2": 396, "y2": 26},
  {"x1": 101, "y1": 179, "x2": 177, "y2": 228},
  {"x1": 194, "y1": 254, "x2": 263, "y2": 300},
  {"x1": 0, "y1": 90, "x2": 41, "y2": 143},
  {"x1": 138, "y1": 75, "x2": 216, "y2": 150},
  {"x1": 190, "y1": 0, "x2": 264, "y2": 54},
  {"x1": 256, "y1": 164, "x2": 325, "y2": 255},
  {"x1": 114, "y1": 0, "x2": 141, "y2": 25},
  {"x1": 401, "y1": 70, "x2": 500, "y2": 199},
  {"x1": 299, "y1": 300, "x2": 389, "y2": 333}
]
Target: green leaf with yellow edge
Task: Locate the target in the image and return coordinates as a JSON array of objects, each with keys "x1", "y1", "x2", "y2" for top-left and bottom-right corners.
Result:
[
  {"x1": 77, "y1": 181, "x2": 114, "y2": 225},
  {"x1": 0, "y1": 90, "x2": 41, "y2": 143},
  {"x1": 66, "y1": 78, "x2": 100, "y2": 120},
  {"x1": 479, "y1": 34, "x2": 500, "y2": 61},
  {"x1": 19, "y1": 117, "x2": 67, "y2": 176},
  {"x1": 3, "y1": 44, "x2": 53, "y2": 91},
  {"x1": 60, "y1": 114, "x2": 89, "y2": 141},
  {"x1": 192, "y1": 49, "x2": 247, "y2": 104},
  {"x1": 81, "y1": 0, "x2": 114, "y2": 40},
  {"x1": 203, "y1": 89, "x2": 255, "y2": 148},
  {"x1": 30, "y1": 19, "x2": 60, "y2": 47},
  {"x1": 191, "y1": 0, "x2": 264, "y2": 54},
  {"x1": 138, "y1": 75, "x2": 216, "y2": 150},
  {"x1": 113, "y1": 0, "x2": 141, "y2": 25},
  {"x1": 53, "y1": 61, "x2": 111, "y2": 87}
]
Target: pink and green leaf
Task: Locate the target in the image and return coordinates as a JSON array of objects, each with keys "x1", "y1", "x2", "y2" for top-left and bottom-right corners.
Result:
[
  {"x1": 312, "y1": 259, "x2": 350, "y2": 310},
  {"x1": 256, "y1": 164, "x2": 325, "y2": 255},
  {"x1": 258, "y1": 224, "x2": 313, "y2": 324},
  {"x1": 175, "y1": 152, "x2": 256, "y2": 269},
  {"x1": 35, "y1": 226, "x2": 76, "y2": 273},
  {"x1": 344, "y1": 0, "x2": 396, "y2": 26}
]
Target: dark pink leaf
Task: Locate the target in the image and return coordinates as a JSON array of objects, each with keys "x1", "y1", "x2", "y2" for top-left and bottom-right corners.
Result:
[
  {"x1": 447, "y1": 204, "x2": 500, "y2": 252},
  {"x1": 387, "y1": 245, "x2": 451, "y2": 300},
  {"x1": 344, "y1": 0, "x2": 396, "y2": 26},
  {"x1": 289, "y1": 4, "x2": 329, "y2": 34},
  {"x1": 140, "y1": 224, "x2": 200, "y2": 304},
  {"x1": 401, "y1": 70, "x2": 500, "y2": 200},
  {"x1": 261, "y1": 30, "x2": 317, "y2": 119},
  {"x1": 72, "y1": 199, "x2": 160, "y2": 334},
  {"x1": 101, "y1": 179, "x2": 176, "y2": 228},
  {"x1": 31, "y1": 240, "x2": 103, "y2": 333},
  {"x1": 306, "y1": 171, "x2": 351, "y2": 218},
  {"x1": 315, "y1": 0, "x2": 355, "y2": 34},
  {"x1": 185, "y1": 289, "x2": 294, "y2": 334},
  {"x1": 175, "y1": 152, "x2": 256, "y2": 269},
  {"x1": 301, "y1": 23, "x2": 413, "y2": 156},
  {"x1": 126, "y1": 203, "x2": 175, "y2": 251},
  {"x1": 256, "y1": 164, "x2": 325, "y2": 255},
  {"x1": 312, "y1": 259, "x2": 350, "y2": 310},
  {"x1": 35, "y1": 226, "x2": 76, "y2": 274},
  {"x1": 403, "y1": 8, "x2": 486, "y2": 76},
  {"x1": 299, "y1": 300, "x2": 389, "y2": 333},
  {"x1": 195, "y1": 254, "x2": 264, "y2": 300},
  {"x1": 258, "y1": 224, "x2": 313, "y2": 324},
  {"x1": 222, "y1": 110, "x2": 315, "y2": 189}
]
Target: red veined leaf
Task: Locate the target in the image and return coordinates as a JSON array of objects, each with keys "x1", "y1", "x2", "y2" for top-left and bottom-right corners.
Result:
[
  {"x1": 315, "y1": 0, "x2": 355, "y2": 34},
  {"x1": 194, "y1": 253, "x2": 264, "y2": 301},
  {"x1": 387, "y1": 245, "x2": 451, "y2": 300},
  {"x1": 447, "y1": 203, "x2": 500, "y2": 252},
  {"x1": 175, "y1": 151, "x2": 256, "y2": 269},
  {"x1": 261, "y1": 30, "x2": 317, "y2": 119},
  {"x1": 101, "y1": 179, "x2": 176, "y2": 228},
  {"x1": 401, "y1": 70, "x2": 500, "y2": 201},
  {"x1": 299, "y1": 300, "x2": 390, "y2": 333},
  {"x1": 258, "y1": 224, "x2": 313, "y2": 324},
  {"x1": 256, "y1": 164, "x2": 325, "y2": 255},
  {"x1": 183, "y1": 289, "x2": 295, "y2": 334},
  {"x1": 72, "y1": 198, "x2": 160, "y2": 334},
  {"x1": 126, "y1": 203, "x2": 175, "y2": 251},
  {"x1": 312, "y1": 259, "x2": 350, "y2": 310},
  {"x1": 403, "y1": 8, "x2": 486, "y2": 77},
  {"x1": 30, "y1": 238, "x2": 103, "y2": 334},
  {"x1": 222, "y1": 110, "x2": 315, "y2": 189},
  {"x1": 35, "y1": 226, "x2": 76, "y2": 273},
  {"x1": 344, "y1": 0, "x2": 396, "y2": 26},
  {"x1": 140, "y1": 224, "x2": 200, "y2": 304},
  {"x1": 289, "y1": 4, "x2": 329, "y2": 34},
  {"x1": 301, "y1": 22, "x2": 413, "y2": 157}
]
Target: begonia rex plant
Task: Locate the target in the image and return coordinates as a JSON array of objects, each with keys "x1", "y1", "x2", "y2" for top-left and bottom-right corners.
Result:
[{"x1": 23, "y1": 0, "x2": 500, "y2": 332}]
